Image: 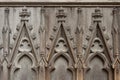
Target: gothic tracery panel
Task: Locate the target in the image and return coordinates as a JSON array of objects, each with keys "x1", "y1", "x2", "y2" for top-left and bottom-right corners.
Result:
[{"x1": 0, "y1": 2, "x2": 120, "y2": 80}]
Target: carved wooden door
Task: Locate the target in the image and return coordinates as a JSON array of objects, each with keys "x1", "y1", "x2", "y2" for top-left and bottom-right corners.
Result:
[{"x1": 0, "y1": 2, "x2": 120, "y2": 80}]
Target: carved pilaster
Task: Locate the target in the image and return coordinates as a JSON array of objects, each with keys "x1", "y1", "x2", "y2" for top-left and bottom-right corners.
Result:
[
  {"x1": 75, "y1": 8, "x2": 84, "y2": 80},
  {"x1": 2, "y1": 7, "x2": 11, "y2": 80},
  {"x1": 2, "y1": 7, "x2": 11, "y2": 57},
  {"x1": 112, "y1": 8, "x2": 119, "y2": 58}
]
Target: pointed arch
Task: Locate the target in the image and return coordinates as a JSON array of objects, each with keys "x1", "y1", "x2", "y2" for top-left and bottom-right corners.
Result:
[
  {"x1": 49, "y1": 52, "x2": 73, "y2": 71},
  {"x1": 14, "y1": 52, "x2": 36, "y2": 68},
  {"x1": 10, "y1": 52, "x2": 37, "y2": 80},
  {"x1": 49, "y1": 53, "x2": 74, "y2": 80},
  {"x1": 86, "y1": 52, "x2": 108, "y2": 67},
  {"x1": 47, "y1": 23, "x2": 76, "y2": 63}
]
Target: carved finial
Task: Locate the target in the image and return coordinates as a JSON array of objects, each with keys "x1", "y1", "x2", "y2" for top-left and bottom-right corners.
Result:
[
  {"x1": 39, "y1": 7, "x2": 45, "y2": 33},
  {"x1": 92, "y1": 8, "x2": 103, "y2": 23},
  {"x1": 2, "y1": 8, "x2": 10, "y2": 34},
  {"x1": 56, "y1": 7, "x2": 66, "y2": 23},
  {"x1": 112, "y1": 8, "x2": 119, "y2": 31},
  {"x1": 113, "y1": 7, "x2": 118, "y2": 15},
  {"x1": 19, "y1": 7, "x2": 30, "y2": 21},
  {"x1": 77, "y1": 8, "x2": 82, "y2": 27}
]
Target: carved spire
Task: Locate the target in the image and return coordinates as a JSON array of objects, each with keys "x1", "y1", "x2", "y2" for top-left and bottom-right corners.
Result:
[
  {"x1": 112, "y1": 8, "x2": 119, "y2": 57},
  {"x1": 39, "y1": 7, "x2": 46, "y2": 55},
  {"x1": 39, "y1": 7, "x2": 45, "y2": 33},
  {"x1": 2, "y1": 7, "x2": 11, "y2": 57},
  {"x1": 92, "y1": 8, "x2": 103, "y2": 23},
  {"x1": 77, "y1": 8, "x2": 82, "y2": 27},
  {"x1": 75, "y1": 8, "x2": 84, "y2": 56},
  {"x1": 19, "y1": 7, "x2": 30, "y2": 21},
  {"x1": 56, "y1": 7, "x2": 66, "y2": 23}
]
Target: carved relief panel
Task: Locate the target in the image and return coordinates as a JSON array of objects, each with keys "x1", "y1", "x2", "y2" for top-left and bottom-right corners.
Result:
[{"x1": 0, "y1": 2, "x2": 120, "y2": 80}]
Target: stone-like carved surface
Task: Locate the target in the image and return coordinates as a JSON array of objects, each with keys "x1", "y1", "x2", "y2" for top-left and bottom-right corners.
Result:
[{"x1": 0, "y1": 4, "x2": 119, "y2": 80}]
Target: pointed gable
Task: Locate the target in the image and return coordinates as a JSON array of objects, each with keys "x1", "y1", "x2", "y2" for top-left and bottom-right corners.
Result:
[
  {"x1": 85, "y1": 8, "x2": 113, "y2": 63},
  {"x1": 9, "y1": 8, "x2": 38, "y2": 63},
  {"x1": 47, "y1": 23, "x2": 76, "y2": 63},
  {"x1": 85, "y1": 23, "x2": 113, "y2": 63}
]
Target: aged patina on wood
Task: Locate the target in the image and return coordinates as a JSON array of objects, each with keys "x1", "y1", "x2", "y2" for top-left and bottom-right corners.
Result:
[{"x1": 0, "y1": 1, "x2": 120, "y2": 80}]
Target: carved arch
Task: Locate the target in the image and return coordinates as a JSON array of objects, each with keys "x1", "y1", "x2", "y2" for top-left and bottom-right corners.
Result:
[
  {"x1": 86, "y1": 52, "x2": 108, "y2": 68},
  {"x1": 85, "y1": 54, "x2": 109, "y2": 80},
  {"x1": 49, "y1": 52, "x2": 73, "y2": 71},
  {"x1": 10, "y1": 52, "x2": 37, "y2": 80},
  {"x1": 49, "y1": 53, "x2": 75, "y2": 80},
  {"x1": 14, "y1": 52, "x2": 36, "y2": 69}
]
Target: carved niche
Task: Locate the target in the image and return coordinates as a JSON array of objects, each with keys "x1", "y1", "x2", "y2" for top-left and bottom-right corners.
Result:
[
  {"x1": 85, "y1": 9, "x2": 113, "y2": 80},
  {"x1": 9, "y1": 7, "x2": 38, "y2": 80},
  {"x1": 47, "y1": 8, "x2": 76, "y2": 80}
]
